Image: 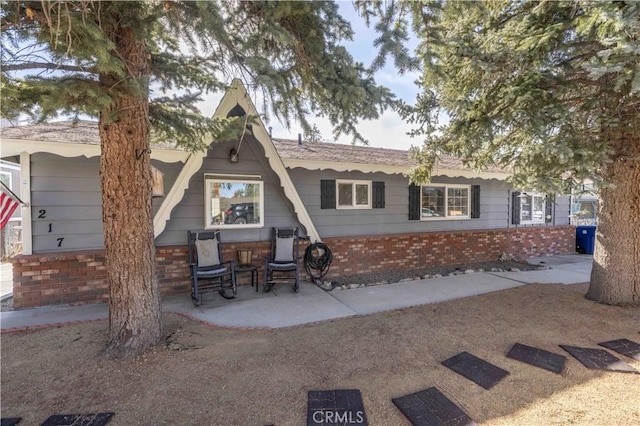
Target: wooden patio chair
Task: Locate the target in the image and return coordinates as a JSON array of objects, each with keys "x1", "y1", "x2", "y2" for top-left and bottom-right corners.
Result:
[
  {"x1": 263, "y1": 227, "x2": 300, "y2": 293},
  {"x1": 187, "y1": 230, "x2": 237, "y2": 306}
]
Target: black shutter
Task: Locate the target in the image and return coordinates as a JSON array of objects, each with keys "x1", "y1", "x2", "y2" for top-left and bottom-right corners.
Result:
[
  {"x1": 408, "y1": 184, "x2": 421, "y2": 220},
  {"x1": 471, "y1": 185, "x2": 481, "y2": 218},
  {"x1": 511, "y1": 191, "x2": 521, "y2": 225},
  {"x1": 320, "y1": 180, "x2": 336, "y2": 209},
  {"x1": 545, "y1": 194, "x2": 554, "y2": 223},
  {"x1": 372, "y1": 181, "x2": 385, "y2": 209}
]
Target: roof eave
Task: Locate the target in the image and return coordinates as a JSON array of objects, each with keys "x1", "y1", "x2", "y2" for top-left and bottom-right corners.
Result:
[
  {"x1": 0, "y1": 138, "x2": 189, "y2": 163},
  {"x1": 282, "y1": 158, "x2": 510, "y2": 180}
]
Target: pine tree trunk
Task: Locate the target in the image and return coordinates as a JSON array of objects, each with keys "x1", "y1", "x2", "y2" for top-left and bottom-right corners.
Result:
[
  {"x1": 586, "y1": 134, "x2": 640, "y2": 306},
  {"x1": 99, "y1": 26, "x2": 164, "y2": 356}
]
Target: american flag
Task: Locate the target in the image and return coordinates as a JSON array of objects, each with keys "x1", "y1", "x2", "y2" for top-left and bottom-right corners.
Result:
[{"x1": 0, "y1": 190, "x2": 20, "y2": 229}]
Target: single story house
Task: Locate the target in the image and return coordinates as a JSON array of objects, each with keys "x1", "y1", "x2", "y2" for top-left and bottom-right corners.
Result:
[{"x1": 0, "y1": 80, "x2": 574, "y2": 309}]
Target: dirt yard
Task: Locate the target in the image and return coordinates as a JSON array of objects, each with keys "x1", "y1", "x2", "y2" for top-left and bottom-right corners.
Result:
[{"x1": 1, "y1": 283, "x2": 639, "y2": 425}]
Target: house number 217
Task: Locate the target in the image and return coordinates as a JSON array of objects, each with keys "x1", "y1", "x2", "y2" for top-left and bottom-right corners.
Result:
[{"x1": 38, "y1": 209, "x2": 64, "y2": 248}]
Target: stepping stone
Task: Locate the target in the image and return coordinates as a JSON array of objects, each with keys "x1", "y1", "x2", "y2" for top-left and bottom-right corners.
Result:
[
  {"x1": 442, "y1": 352, "x2": 510, "y2": 390},
  {"x1": 392, "y1": 387, "x2": 477, "y2": 426},
  {"x1": 1, "y1": 418, "x2": 22, "y2": 426},
  {"x1": 307, "y1": 390, "x2": 368, "y2": 426},
  {"x1": 560, "y1": 345, "x2": 639, "y2": 374},
  {"x1": 598, "y1": 338, "x2": 640, "y2": 361},
  {"x1": 506, "y1": 343, "x2": 566, "y2": 374},
  {"x1": 40, "y1": 413, "x2": 114, "y2": 426}
]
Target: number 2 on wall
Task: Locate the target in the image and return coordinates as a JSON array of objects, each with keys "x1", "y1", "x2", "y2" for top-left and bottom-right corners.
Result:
[{"x1": 38, "y1": 209, "x2": 46, "y2": 219}]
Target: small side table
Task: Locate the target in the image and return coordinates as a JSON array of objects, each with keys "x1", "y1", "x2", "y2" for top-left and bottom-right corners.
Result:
[{"x1": 234, "y1": 264, "x2": 258, "y2": 292}]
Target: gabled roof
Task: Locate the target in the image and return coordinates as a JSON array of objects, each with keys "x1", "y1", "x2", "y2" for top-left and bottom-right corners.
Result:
[
  {"x1": 273, "y1": 138, "x2": 510, "y2": 180},
  {"x1": 150, "y1": 79, "x2": 321, "y2": 242}
]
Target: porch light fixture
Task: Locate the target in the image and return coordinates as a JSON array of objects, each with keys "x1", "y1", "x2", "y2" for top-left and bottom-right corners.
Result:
[{"x1": 229, "y1": 147, "x2": 239, "y2": 164}]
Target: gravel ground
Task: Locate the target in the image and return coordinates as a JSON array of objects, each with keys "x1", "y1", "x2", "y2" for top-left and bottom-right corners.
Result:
[
  {"x1": 0, "y1": 296, "x2": 13, "y2": 312},
  {"x1": 331, "y1": 259, "x2": 543, "y2": 288}
]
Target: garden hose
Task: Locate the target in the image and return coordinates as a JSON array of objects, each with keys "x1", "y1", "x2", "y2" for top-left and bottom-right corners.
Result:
[{"x1": 304, "y1": 242, "x2": 333, "y2": 280}]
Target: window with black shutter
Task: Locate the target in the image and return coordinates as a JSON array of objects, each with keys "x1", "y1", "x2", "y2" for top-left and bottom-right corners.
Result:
[
  {"x1": 513, "y1": 191, "x2": 548, "y2": 224},
  {"x1": 322, "y1": 179, "x2": 378, "y2": 209},
  {"x1": 410, "y1": 183, "x2": 474, "y2": 220}
]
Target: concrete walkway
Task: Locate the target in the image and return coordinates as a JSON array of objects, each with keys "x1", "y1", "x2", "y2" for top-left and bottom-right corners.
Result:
[{"x1": 0, "y1": 254, "x2": 593, "y2": 331}]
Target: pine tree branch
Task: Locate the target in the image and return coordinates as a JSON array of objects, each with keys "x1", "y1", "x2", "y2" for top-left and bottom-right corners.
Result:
[{"x1": 2, "y1": 62, "x2": 96, "y2": 73}]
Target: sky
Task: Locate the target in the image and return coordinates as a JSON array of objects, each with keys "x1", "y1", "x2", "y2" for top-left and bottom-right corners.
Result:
[{"x1": 198, "y1": 2, "x2": 422, "y2": 151}]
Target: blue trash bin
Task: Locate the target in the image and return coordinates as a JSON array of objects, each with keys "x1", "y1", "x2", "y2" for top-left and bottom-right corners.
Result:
[{"x1": 576, "y1": 226, "x2": 596, "y2": 255}]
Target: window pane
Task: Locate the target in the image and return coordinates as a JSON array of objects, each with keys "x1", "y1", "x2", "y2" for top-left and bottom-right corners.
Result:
[
  {"x1": 0, "y1": 173, "x2": 10, "y2": 187},
  {"x1": 532, "y1": 196, "x2": 544, "y2": 221},
  {"x1": 208, "y1": 180, "x2": 261, "y2": 226},
  {"x1": 338, "y1": 183, "x2": 353, "y2": 206},
  {"x1": 447, "y1": 187, "x2": 469, "y2": 217},
  {"x1": 520, "y1": 195, "x2": 532, "y2": 221},
  {"x1": 422, "y1": 186, "x2": 445, "y2": 217},
  {"x1": 355, "y1": 184, "x2": 369, "y2": 205}
]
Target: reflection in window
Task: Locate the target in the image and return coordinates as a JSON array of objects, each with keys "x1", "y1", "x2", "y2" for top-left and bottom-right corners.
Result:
[
  {"x1": 204, "y1": 176, "x2": 263, "y2": 229},
  {"x1": 447, "y1": 187, "x2": 469, "y2": 217},
  {"x1": 520, "y1": 193, "x2": 545, "y2": 224},
  {"x1": 422, "y1": 186, "x2": 445, "y2": 217},
  {"x1": 0, "y1": 171, "x2": 10, "y2": 188},
  {"x1": 338, "y1": 182, "x2": 353, "y2": 206},
  {"x1": 336, "y1": 180, "x2": 371, "y2": 209},
  {"x1": 421, "y1": 185, "x2": 470, "y2": 219}
]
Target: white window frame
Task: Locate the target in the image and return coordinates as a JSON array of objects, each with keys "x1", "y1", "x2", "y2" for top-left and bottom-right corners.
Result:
[
  {"x1": 204, "y1": 174, "x2": 264, "y2": 230},
  {"x1": 420, "y1": 184, "x2": 471, "y2": 220},
  {"x1": 520, "y1": 192, "x2": 546, "y2": 224},
  {"x1": 336, "y1": 179, "x2": 372, "y2": 209}
]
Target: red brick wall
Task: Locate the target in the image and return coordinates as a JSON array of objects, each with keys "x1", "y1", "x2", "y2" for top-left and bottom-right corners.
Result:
[
  {"x1": 12, "y1": 242, "x2": 271, "y2": 309},
  {"x1": 322, "y1": 225, "x2": 575, "y2": 277},
  {"x1": 12, "y1": 226, "x2": 574, "y2": 309}
]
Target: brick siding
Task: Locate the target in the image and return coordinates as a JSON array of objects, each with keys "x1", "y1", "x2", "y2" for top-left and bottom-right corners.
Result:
[
  {"x1": 323, "y1": 225, "x2": 575, "y2": 277},
  {"x1": 11, "y1": 225, "x2": 574, "y2": 309}
]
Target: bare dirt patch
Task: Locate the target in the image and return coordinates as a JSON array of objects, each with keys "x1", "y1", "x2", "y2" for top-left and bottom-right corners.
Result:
[{"x1": 2, "y1": 283, "x2": 639, "y2": 425}]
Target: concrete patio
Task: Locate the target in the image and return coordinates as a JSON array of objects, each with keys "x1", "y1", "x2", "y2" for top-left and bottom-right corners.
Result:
[{"x1": 0, "y1": 254, "x2": 593, "y2": 331}]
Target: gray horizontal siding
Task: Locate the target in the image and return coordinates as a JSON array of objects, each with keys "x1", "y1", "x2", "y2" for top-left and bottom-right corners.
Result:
[
  {"x1": 554, "y1": 194, "x2": 571, "y2": 226},
  {"x1": 28, "y1": 145, "x2": 572, "y2": 253},
  {"x1": 30, "y1": 153, "x2": 186, "y2": 253},
  {"x1": 31, "y1": 154, "x2": 103, "y2": 252}
]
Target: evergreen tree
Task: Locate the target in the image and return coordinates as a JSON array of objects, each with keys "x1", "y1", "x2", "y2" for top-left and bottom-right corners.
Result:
[
  {"x1": 384, "y1": 0, "x2": 639, "y2": 305},
  {"x1": 1, "y1": 0, "x2": 398, "y2": 356}
]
